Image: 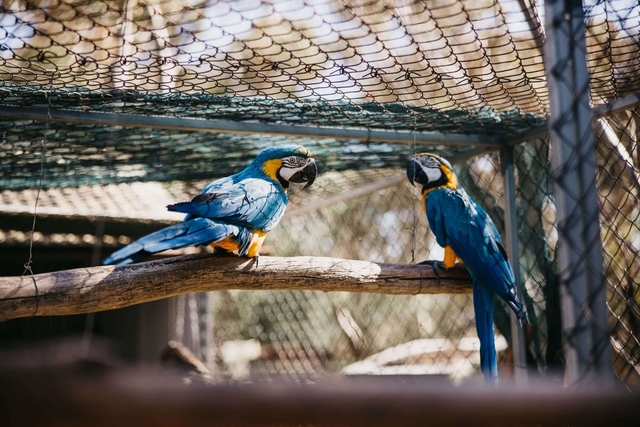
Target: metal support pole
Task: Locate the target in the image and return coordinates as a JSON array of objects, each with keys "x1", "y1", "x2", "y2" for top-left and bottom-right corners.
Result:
[
  {"x1": 544, "y1": 0, "x2": 613, "y2": 386},
  {"x1": 500, "y1": 147, "x2": 529, "y2": 386},
  {"x1": 196, "y1": 292, "x2": 214, "y2": 368}
]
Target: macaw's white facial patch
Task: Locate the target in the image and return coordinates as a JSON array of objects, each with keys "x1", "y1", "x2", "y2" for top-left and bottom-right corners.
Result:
[
  {"x1": 424, "y1": 164, "x2": 443, "y2": 183},
  {"x1": 278, "y1": 156, "x2": 308, "y2": 181},
  {"x1": 277, "y1": 156, "x2": 317, "y2": 189},
  {"x1": 278, "y1": 167, "x2": 297, "y2": 182},
  {"x1": 416, "y1": 156, "x2": 444, "y2": 183}
]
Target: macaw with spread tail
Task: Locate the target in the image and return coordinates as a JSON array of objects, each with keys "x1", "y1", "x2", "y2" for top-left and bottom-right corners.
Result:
[
  {"x1": 407, "y1": 153, "x2": 527, "y2": 385},
  {"x1": 103, "y1": 145, "x2": 317, "y2": 266}
]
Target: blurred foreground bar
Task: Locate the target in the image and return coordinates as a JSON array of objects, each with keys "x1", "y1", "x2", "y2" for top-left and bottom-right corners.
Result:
[{"x1": 0, "y1": 343, "x2": 638, "y2": 427}]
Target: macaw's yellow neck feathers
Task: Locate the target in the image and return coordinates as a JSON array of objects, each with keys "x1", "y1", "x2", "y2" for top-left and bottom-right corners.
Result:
[
  {"x1": 442, "y1": 165, "x2": 459, "y2": 189},
  {"x1": 262, "y1": 158, "x2": 283, "y2": 182},
  {"x1": 421, "y1": 190, "x2": 428, "y2": 213},
  {"x1": 421, "y1": 164, "x2": 459, "y2": 199}
]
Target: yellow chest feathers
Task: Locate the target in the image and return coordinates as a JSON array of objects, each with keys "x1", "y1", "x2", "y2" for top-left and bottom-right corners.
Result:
[
  {"x1": 420, "y1": 166, "x2": 458, "y2": 212},
  {"x1": 211, "y1": 229, "x2": 268, "y2": 257}
]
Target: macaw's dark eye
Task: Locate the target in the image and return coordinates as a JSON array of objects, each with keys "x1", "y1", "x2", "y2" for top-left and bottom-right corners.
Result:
[
  {"x1": 424, "y1": 157, "x2": 440, "y2": 168},
  {"x1": 283, "y1": 156, "x2": 306, "y2": 166}
]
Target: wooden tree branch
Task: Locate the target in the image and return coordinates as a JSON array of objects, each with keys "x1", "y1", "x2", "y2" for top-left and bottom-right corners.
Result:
[{"x1": 0, "y1": 254, "x2": 471, "y2": 322}]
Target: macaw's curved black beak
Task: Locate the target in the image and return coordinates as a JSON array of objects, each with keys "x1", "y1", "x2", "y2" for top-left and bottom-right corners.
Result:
[
  {"x1": 289, "y1": 158, "x2": 317, "y2": 189},
  {"x1": 406, "y1": 157, "x2": 423, "y2": 187}
]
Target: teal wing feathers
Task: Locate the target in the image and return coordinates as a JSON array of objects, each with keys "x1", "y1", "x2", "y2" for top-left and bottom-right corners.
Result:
[
  {"x1": 102, "y1": 219, "x2": 252, "y2": 266},
  {"x1": 168, "y1": 177, "x2": 287, "y2": 232},
  {"x1": 103, "y1": 169, "x2": 288, "y2": 266}
]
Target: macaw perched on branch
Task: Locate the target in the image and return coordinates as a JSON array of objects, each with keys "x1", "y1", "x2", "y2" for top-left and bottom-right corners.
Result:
[
  {"x1": 103, "y1": 145, "x2": 317, "y2": 266},
  {"x1": 407, "y1": 153, "x2": 528, "y2": 386}
]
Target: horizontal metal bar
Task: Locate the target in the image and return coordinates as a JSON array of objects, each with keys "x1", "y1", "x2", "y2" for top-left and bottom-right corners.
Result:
[
  {"x1": 287, "y1": 145, "x2": 501, "y2": 217},
  {"x1": 504, "y1": 124, "x2": 549, "y2": 145},
  {"x1": 448, "y1": 146, "x2": 497, "y2": 163},
  {"x1": 592, "y1": 91, "x2": 640, "y2": 118},
  {"x1": 3, "y1": 97, "x2": 636, "y2": 149},
  {"x1": 286, "y1": 174, "x2": 406, "y2": 218},
  {"x1": 0, "y1": 106, "x2": 504, "y2": 148},
  {"x1": 503, "y1": 91, "x2": 640, "y2": 145}
]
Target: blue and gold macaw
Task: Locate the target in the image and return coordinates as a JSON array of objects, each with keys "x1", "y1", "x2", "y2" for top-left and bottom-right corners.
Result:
[
  {"x1": 103, "y1": 145, "x2": 317, "y2": 266},
  {"x1": 407, "y1": 153, "x2": 527, "y2": 386}
]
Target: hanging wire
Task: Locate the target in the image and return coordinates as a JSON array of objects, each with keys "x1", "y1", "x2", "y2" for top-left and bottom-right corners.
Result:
[
  {"x1": 21, "y1": 68, "x2": 54, "y2": 317},
  {"x1": 409, "y1": 117, "x2": 420, "y2": 265}
]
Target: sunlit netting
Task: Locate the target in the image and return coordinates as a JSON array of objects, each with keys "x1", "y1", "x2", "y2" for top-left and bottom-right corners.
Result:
[
  {"x1": 1, "y1": 0, "x2": 553, "y2": 116},
  {"x1": 1, "y1": 0, "x2": 640, "y2": 388},
  {"x1": 1, "y1": 0, "x2": 638, "y2": 189}
]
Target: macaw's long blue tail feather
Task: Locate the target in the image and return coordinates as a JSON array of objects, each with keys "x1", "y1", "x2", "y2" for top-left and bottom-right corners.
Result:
[
  {"x1": 473, "y1": 280, "x2": 499, "y2": 386},
  {"x1": 103, "y1": 218, "x2": 239, "y2": 266}
]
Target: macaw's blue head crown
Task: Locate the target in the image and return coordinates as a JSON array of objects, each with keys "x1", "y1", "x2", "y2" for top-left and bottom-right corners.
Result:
[
  {"x1": 407, "y1": 153, "x2": 456, "y2": 190},
  {"x1": 253, "y1": 145, "x2": 314, "y2": 163}
]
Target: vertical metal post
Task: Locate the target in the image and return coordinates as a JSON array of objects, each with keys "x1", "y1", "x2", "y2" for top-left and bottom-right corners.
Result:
[
  {"x1": 544, "y1": 0, "x2": 613, "y2": 386},
  {"x1": 500, "y1": 147, "x2": 529, "y2": 387},
  {"x1": 197, "y1": 292, "x2": 215, "y2": 370}
]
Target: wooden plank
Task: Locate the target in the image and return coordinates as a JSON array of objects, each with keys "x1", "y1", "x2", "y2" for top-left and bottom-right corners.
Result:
[{"x1": 0, "y1": 360, "x2": 636, "y2": 427}]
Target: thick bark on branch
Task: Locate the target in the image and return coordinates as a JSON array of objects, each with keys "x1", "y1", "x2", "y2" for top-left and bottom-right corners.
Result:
[{"x1": 0, "y1": 254, "x2": 471, "y2": 322}]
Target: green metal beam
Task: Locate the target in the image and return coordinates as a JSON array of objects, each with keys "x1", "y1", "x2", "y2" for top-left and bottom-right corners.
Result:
[{"x1": 0, "y1": 106, "x2": 504, "y2": 148}]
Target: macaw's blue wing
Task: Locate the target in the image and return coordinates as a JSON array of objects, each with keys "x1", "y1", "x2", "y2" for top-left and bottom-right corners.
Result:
[
  {"x1": 425, "y1": 188, "x2": 527, "y2": 385},
  {"x1": 454, "y1": 206, "x2": 528, "y2": 324},
  {"x1": 168, "y1": 178, "x2": 287, "y2": 232},
  {"x1": 102, "y1": 218, "x2": 251, "y2": 266},
  {"x1": 426, "y1": 189, "x2": 527, "y2": 323}
]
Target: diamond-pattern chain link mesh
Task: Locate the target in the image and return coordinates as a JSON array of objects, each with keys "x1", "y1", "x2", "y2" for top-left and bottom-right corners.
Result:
[
  {"x1": 594, "y1": 109, "x2": 640, "y2": 387},
  {"x1": 3, "y1": 0, "x2": 552, "y2": 189}
]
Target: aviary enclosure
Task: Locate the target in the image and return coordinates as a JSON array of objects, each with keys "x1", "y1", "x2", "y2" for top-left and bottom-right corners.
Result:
[{"x1": 0, "y1": 0, "x2": 639, "y2": 425}]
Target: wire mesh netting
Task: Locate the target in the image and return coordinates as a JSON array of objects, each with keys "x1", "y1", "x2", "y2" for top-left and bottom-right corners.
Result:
[
  {"x1": 594, "y1": 109, "x2": 640, "y2": 386},
  {"x1": 159, "y1": 150, "x2": 539, "y2": 384},
  {"x1": 170, "y1": 166, "x2": 486, "y2": 383},
  {"x1": 0, "y1": 0, "x2": 552, "y2": 111},
  {"x1": 0, "y1": 0, "x2": 554, "y2": 189},
  {"x1": 1, "y1": 0, "x2": 640, "y2": 389}
]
